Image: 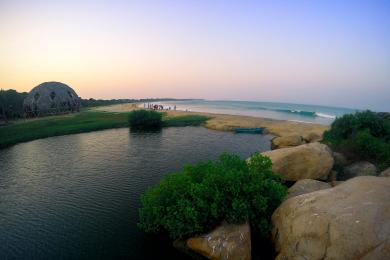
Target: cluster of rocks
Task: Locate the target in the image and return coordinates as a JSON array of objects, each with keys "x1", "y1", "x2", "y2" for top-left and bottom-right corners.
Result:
[
  {"x1": 270, "y1": 133, "x2": 321, "y2": 150},
  {"x1": 177, "y1": 132, "x2": 390, "y2": 260}
]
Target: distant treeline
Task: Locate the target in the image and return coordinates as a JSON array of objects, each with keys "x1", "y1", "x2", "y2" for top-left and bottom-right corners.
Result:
[
  {"x1": 80, "y1": 98, "x2": 198, "y2": 107},
  {"x1": 80, "y1": 98, "x2": 137, "y2": 107},
  {"x1": 0, "y1": 88, "x2": 200, "y2": 122}
]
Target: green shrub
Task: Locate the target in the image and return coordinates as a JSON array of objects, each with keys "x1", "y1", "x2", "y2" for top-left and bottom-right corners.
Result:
[
  {"x1": 138, "y1": 153, "x2": 287, "y2": 239},
  {"x1": 323, "y1": 110, "x2": 390, "y2": 170},
  {"x1": 128, "y1": 109, "x2": 162, "y2": 128}
]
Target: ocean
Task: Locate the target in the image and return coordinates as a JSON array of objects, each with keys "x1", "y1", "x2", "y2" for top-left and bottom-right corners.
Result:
[{"x1": 156, "y1": 100, "x2": 358, "y2": 125}]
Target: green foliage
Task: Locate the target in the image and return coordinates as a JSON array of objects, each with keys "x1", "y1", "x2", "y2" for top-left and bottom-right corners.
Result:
[
  {"x1": 0, "y1": 89, "x2": 28, "y2": 120},
  {"x1": 138, "y1": 153, "x2": 287, "y2": 239},
  {"x1": 0, "y1": 111, "x2": 130, "y2": 148},
  {"x1": 128, "y1": 110, "x2": 163, "y2": 128},
  {"x1": 0, "y1": 107, "x2": 210, "y2": 148},
  {"x1": 323, "y1": 110, "x2": 390, "y2": 170},
  {"x1": 163, "y1": 114, "x2": 209, "y2": 127},
  {"x1": 80, "y1": 98, "x2": 137, "y2": 108}
]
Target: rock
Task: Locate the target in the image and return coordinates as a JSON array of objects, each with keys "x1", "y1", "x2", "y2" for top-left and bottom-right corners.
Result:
[
  {"x1": 186, "y1": 222, "x2": 251, "y2": 260},
  {"x1": 286, "y1": 179, "x2": 331, "y2": 200},
  {"x1": 327, "y1": 170, "x2": 338, "y2": 182},
  {"x1": 302, "y1": 132, "x2": 322, "y2": 143},
  {"x1": 271, "y1": 135, "x2": 305, "y2": 149},
  {"x1": 23, "y1": 81, "x2": 80, "y2": 117},
  {"x1": 262, "y1": 142, "x2": 334, "y2": 181},
  {"x1": 331, "y1": 180, "x2": 345, "y2": 187},
  {"x1": 272, "y1": 176, "x2": 390, "y2": 260},
  {"x1": 173, "y1": 239, "x2": 204, "y2": 260},
  {"x1": 379, "y1": 167, "x2": 390, "y2": 177},
  {"x1": 333, "y1": 152, "x2": 349, "y2": 166},
  {"x1": 341, "y1": 161, "x2": 377, "y2": 180}
]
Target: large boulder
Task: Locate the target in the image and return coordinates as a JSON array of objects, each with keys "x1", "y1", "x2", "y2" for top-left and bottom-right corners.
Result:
[
  {"x1": 286, "y1": 179, "x2": 331, "y2": 200},
  {"x1": 379, "y1": 167, "x2": 390, "y2": 177},
  {"x1": 333, "y1": 152, "x2": 349, "y2": 166},
  {"x1": 186, "y1": 222, "x2": 251, "y2": 260},
  {"x1": 271, "y1": 135, "x2": 305, "y2": 150},
  {"x1": 302, "y1": 132, "x2": 322, "y2": 143},
  {"x1": 262, "y1": 142, "x2": 334, "y2": 181},
  {"x1": 272, "y1": 176, "x2": 390, "y2": 260},
  {"x1": 23, "y1": 81, "x2": 80, "y2": 117},
  {"x1": 341, "y1": 161, "x2": 377, "y2": 180}
]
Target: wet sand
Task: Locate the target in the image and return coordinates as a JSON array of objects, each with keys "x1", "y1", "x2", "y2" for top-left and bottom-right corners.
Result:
[{"x1": 93, "y1": 103, "x2": 329, "y2": 138}]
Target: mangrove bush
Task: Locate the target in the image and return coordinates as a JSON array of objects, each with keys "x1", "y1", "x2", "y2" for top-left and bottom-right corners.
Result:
[
  {"x1": 128, "y1": 109, "x2": 162, "y2": 128},
  {"x1": 323, "y1": 110, "x2": 390, "y2": 170},
  {"x1": 138, "y1": 153, "x2": 287, "y2": 239}
]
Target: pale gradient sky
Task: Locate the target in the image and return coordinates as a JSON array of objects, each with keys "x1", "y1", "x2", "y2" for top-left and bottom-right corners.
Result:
[{"x1": 1, "y1": 0, "x2": 389, "y2": 111}]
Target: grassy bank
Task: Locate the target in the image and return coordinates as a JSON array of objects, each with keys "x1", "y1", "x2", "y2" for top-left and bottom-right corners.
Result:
[
  {"x1": 163, "y1": 114, "x2": 209, "y2": 127},
  {"x1": 0, "y1": 110, "x2": 209, "y2": 149}
]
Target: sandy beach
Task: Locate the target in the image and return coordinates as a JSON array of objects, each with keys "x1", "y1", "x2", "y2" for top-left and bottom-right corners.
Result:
[{"x1": 93, "y1": 103, "x2": 329, "y2": 139}]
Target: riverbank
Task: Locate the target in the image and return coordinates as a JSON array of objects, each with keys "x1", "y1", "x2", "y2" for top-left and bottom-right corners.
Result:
[
  {"x1": 0, "y1": 103, "x2": 329, "y2": 149},
  {"x1": 0, "y1": 110, "x2": 209, "y2": 149}
]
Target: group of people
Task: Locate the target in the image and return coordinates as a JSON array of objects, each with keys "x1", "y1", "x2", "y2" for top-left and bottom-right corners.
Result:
[{"x1": 144, "y1": 103, "x2": 176, "y2": 111}]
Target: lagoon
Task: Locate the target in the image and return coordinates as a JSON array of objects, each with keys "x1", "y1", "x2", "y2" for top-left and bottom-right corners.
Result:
[{"x1": 0, "y1": 126, "x2": 271, "y2": 259}]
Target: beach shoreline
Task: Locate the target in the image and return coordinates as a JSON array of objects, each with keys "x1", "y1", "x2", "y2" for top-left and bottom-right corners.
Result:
[{"x1": 94, "y1": 103, "x2": 329, "y2": 139}]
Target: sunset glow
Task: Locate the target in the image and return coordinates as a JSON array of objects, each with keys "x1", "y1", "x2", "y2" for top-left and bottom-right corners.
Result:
[{"x1": 1, "y1": 0, "x2": 389, "y2": 110}]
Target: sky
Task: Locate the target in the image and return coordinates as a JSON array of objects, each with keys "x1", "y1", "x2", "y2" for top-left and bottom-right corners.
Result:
[{"x1": 0, "y1": 0, "x2": 389, "y2": 111}]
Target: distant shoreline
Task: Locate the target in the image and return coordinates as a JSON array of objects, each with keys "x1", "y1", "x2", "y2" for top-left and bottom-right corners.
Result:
[{"x1": 94, "y1": 103, "x2": 329, "y2": 139}]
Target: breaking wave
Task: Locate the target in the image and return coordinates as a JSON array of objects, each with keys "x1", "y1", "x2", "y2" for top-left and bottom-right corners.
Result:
[{"x1": 272, "y1": 108, "x2": 336, "y2": 119}]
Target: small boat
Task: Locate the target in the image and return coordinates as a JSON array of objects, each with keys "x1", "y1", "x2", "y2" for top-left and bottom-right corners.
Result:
[{"x1": 234, "y1": 127, "x2": 264, "y2": 134}]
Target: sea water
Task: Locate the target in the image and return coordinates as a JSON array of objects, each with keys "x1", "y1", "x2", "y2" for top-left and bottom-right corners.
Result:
[{"x1": 157, "y1": 100, "x2": 358, "y2": 125}]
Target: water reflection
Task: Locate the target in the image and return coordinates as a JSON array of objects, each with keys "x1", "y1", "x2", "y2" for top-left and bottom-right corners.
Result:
[{"x1": 0, "y1": 127, "x2": 271, "y2": 259}]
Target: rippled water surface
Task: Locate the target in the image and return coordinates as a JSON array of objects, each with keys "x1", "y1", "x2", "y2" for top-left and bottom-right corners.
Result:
[{"x1": 0, "y1": 127, "x2": 271, "y2": 259}]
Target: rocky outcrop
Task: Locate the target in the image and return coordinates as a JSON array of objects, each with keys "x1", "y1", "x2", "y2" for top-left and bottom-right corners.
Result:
[
  {"x1": 302, "y1": 132, "x2": 322, "y2": 143},
  {"x1": 379, "y1": 167, "x2": 390, "y2": 177},
  {"x1": 186, "y1": 222, "x2": 251, "y2": 260},
  {"x1": 271, "y1": 135, "x2": 305, "y2": 149},
  {"x1": 23, "y1": 81, "x2": 80, "y2": 117},
  {"x1": 262, "y1": 142, "x2": 334, "y2": 181},
  {"x1": 333, "y1": 152, "x2": 349, "y2": 166},
  {"x1": 286, "y1": 179, "x2": 331, "y2": 200},
  {"x1": 272, "y1": 176, "x2": 390, "y2": 260},
  {"x1": 331, "y1": 180, "x2": 344, "y2": 187},
  {"x1": 341, "y1": 161, "x2": 377, "y2": 180},
  {"x1": 327, "y1": 170, "x2": 338, "y2": 183}
]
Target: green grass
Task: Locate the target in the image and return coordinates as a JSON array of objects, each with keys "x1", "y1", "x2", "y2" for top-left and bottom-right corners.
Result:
[
  {"x1": 0, "y1": 111, "x2": 130, "y2": 149},
  {"x1": 163, "y1": 114, "x2": 209, "y2": 127},
  {"x1": 0, "y1": 111, "x2": 210, "y2": 149}
]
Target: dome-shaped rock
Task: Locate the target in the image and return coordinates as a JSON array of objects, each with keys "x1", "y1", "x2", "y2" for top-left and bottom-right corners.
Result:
[{"x1": 23, "y1": 82, "x2": 80, "y2": 116}]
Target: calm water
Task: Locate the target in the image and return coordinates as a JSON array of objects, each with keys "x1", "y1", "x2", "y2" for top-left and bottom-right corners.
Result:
[
  {"x1": 0, "y1": 127, "x2": 272, "y2": 259},
  {"x1": 157, "y1": 100, "x2": 358, "y2": 125}
]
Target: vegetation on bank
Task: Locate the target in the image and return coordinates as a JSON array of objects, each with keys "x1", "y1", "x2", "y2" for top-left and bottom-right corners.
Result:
[
  {"x1": 80, "y1": 98, "x2": 137, "y2": 108},
  {"x1": 128, "y1": 110, "x2": 209, "y2": 128},
  {"x1": 323, "y1": 110, "x2": 390, "y2": 170},
  {"x1": 0, "y1": 111, "x2": 130, "y2": 148},
  {"x1": 0, "y1": 110, "x2": 210, "y2": 149},
  {"x1": 129, "y1": 110, "x2": 163, "y2": 128},
  {"x1": 163, "y1": 114, "x2": 209, "y2": 127},
  {"x1": 138, "y1": 153, "x2": 287, "y2": 239}
]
